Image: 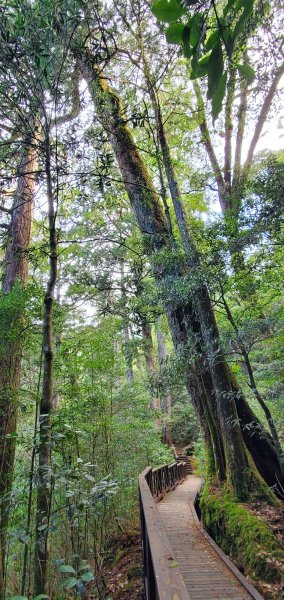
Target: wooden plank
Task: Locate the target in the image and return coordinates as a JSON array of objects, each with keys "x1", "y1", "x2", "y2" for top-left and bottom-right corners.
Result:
[
  {"x1": 188, "y1": 498, "x2": 264, "y2": 600},
  {"x1": 157, "y1": 477, "x2": 265, "y2": 600},
  {"x1": 140, "y1": 464, "x2": 265, "y2": 600},
  {"x1": 139, "y1": 468, "x2": 191, "y2": 600}
]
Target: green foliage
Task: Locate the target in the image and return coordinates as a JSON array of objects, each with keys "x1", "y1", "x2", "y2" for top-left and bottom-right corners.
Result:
[
  {"x1": 151, "y1": 0, "x2": 257, "y2": 118},
  {"x1": 237, "y1": 62, "x2": 255, "y2": 83},
  {"x1": 212, "y1": 71, "x2": 228, "y2": 120},
  {"x1": 58, "y1": 561, "x2": 94, "y2": 591},
  {"x1": 152, "y1": 0, "x2": 186, "y2": 23},
  {"x1": 171, "y1": 400, "x2": 199, "y2": 447},
  {"x1": 9, "y1": 594, "x2": 49, "y2": 600},
  {"x1": 166, "y1": 22, "x2": 185, "y2": 43},
  {"x1": 6, "y1": 312, "x2": 172, "y2": 595}
]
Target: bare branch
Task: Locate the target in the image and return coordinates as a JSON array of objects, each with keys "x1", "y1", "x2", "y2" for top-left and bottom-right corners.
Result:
[
  {"x1": 0, "y1": 205, "x2": 11, "y2": 214},
  {"x1": 242, "y1": 62, "x2": 284, "y2": 183}
]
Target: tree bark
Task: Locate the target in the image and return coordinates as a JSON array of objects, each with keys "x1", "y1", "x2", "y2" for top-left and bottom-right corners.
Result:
[
  {"x1": 156, "y1": 319, "x2": 172, "y2": 445},
  {"x1": 120, "y1": 262, "x2": 133, "y2": 384},
  {"x1": 233, "y1": 381, "x2": 284, "y2": 492},
  {"x1": 0, "y1": 136, "x2": 37, "y2": 597},
  {"x1": 141, "y1": 319, "x2": 160, "y2": 409},
  {"x1": 34, "y1": 131, "x2": 57, "y2": 595}
]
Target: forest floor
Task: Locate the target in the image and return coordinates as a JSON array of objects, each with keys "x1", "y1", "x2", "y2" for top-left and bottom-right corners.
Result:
[{"x1": 103, "y1": 532, "x2": 145, "y2": 600}]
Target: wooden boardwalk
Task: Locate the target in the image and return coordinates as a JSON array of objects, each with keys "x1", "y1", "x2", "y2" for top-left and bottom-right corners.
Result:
[{"x1": 157, "y1": 476, "x2": 263, "y2": 600}]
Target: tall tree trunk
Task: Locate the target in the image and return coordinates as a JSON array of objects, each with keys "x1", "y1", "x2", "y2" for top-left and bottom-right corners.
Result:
[
  {"x1": 0, "y1": 136, "x2": 37, "y2": 597},
  {"x1": 156, "y1": 318, "x2": 172, "y2": 445},
  {"x1": 120, "y1": 262, "x2": 133, "y2": 384},
  {"x1": 165, "y1": 300, "x2": 226, "y2": 483},
  {"x1": 123, "y1": 321, "x2": 133, "y2": 384},
  {"x1": 82, "y1": 56, "x2": 283, "y2": 496},
  {"x1": 83, "y1": 57, "x2": 226, "y2": 485},
  {"x1": 34, "y1": 131, "x2": 57, "y2": 595},
  {"x1": 141, "y1": 319, "x2": 161, "y2": 414},
  {"x1": 142, "y1": 55, "x2": 250, "y2": 499}
]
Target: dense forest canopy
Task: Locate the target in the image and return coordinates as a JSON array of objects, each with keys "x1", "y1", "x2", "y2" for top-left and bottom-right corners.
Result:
[{"x1": 0, "y1": 0, "x2": 283, "y2": 598}]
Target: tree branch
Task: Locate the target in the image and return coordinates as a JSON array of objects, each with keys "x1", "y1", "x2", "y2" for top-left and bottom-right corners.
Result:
[
  {"x1": 52, "y1": 62, "x2": 81, "y2": 127},
  {"x1": 242, "y1": 62, "x2": 284, "y2": 184},
  {"x1": 192, "y1": 80, "x2": 226, "y2": 211},
  {"x1": 232, "y1": 75, "x2": 248, "y2": 191},
  {"x1": 224, "y1": 65, "x2": 236, "y2": 198}
]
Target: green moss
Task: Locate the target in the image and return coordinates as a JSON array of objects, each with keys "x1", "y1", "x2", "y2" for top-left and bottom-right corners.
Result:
[{"x1": 200, "y1": 486, "x2": 284, "y2": 584}]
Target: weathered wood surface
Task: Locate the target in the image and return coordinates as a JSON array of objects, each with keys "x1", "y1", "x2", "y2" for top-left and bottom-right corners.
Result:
[
  {"x1": 139, "y1": 467, "x2": 191, "y2": 600},
  {"x1": 157, "y1": 476, "x2": 264, "y2": 600}
]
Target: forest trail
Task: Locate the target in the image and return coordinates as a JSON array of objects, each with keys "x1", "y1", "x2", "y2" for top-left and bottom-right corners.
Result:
[{"x1": 157, "y1": 476, "x2": 264, "y2": 600}]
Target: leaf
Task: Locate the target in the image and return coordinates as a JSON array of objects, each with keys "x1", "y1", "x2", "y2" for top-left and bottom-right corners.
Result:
[
  {"x1": 10, "y1": 597, "x2": 28, "y2": 600},
  {"x1": 223, "y1": 0, "x2": 237, "y2": 17},
  {"x1": 170, "y1": 560, "x2": 179, "y2": 567},
  {"x1": 189, "y1": 12, "x2": 203, "y2": 48},
  {"x1": 19, "y1": 534, "x2": 31, "y2": 544},
  {"x1": 152, "y1": 0, "x2": 186, "y2": 23},
  {"x1": 206, "y1": 30, "x2": 220, "y2": 51},
  {"x1": 59, "y1": 564, "x2": 76, "y2": 574},
  {"x1": 190, "y1": 23, "x2": 199, "y2": 48},
  {"x1": 182, "y1": 43, "x2": 192, "y2": 58},
  {"x1": 190, "y1": 52, "x2": 211, "y2": 79},
  {"x1": 233, "y1": 0, "x2": 253, "y2": 40},
  {"x1": 60, "y1": 577, "x2": 78, "y2": 590},
  {"x1": 78, "y1": 562, "x2": 92, "y2": 572},
  {"x1": 80, "y1": 571, "x2": 94, "y2": 582},
  {"x1": 182, "y1": 24, "x2": 190, "y2": 44},
  {"x1": 237, "y1": 63, "x2": 255, "y2": 84},
  {"x1": 33, "y1": 595, "x2": 50, "y2": 599},
  {"x1": 166, "y1": 23, "x2": 185, "y2": 44},
  {"x1": 207, "y1": 41, "x2": 224, "y2": 100},
  {"x1": 65, "y1": 490, "x2": 75, "y2": 498},
  {"x1": 38, "y1": 524, "x2": 48, "y2": 531},
  {"x1": 84, "y1": 473, "x2": 96, "y2": 482},
  {"x1": 212, "y1": 71, "x2": 228, "y2": 121}
]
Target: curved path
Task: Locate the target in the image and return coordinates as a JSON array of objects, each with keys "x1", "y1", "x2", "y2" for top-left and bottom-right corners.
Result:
[{"x1": 157, "y1": 475, "x2": 263, "y2": 600}]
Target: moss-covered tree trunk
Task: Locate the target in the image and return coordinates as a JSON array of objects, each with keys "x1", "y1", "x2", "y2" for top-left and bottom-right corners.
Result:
[
  {"x1": 82, "y1": 56, "x2": 283, "y2": 496},
  {"x1": 0, "y1": 137, "x2": 37, "y2": 597},
  {"x1": 83, "y1": 57, "x2": 226, "y2": 485}
]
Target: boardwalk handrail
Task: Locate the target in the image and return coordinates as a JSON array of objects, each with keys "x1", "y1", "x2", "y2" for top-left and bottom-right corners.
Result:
[{"x1": 139, "y1": 462, "x2": 190, "y2": 600}]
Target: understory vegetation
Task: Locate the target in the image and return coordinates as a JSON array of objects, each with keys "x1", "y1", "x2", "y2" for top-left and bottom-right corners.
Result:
[{"x1": 0, "y1": 0, "x2": 283, "y2": 598}]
